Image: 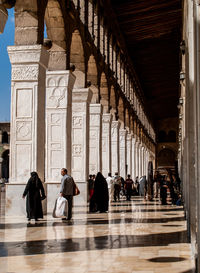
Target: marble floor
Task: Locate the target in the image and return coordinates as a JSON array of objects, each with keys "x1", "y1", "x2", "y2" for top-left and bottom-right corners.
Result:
[{"x1": 0, "y1": 190, "x2": 195, "y2": 273}]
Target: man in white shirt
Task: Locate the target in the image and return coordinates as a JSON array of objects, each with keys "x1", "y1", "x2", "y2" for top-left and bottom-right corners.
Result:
[{"x1": 106, "y1": 173, "x2": 114, "y2": 203}]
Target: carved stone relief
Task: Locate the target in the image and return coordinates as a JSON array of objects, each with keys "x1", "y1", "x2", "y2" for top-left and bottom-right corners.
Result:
[{"x1": 16, "y1": 121, "x2": 32, "y2": 141}]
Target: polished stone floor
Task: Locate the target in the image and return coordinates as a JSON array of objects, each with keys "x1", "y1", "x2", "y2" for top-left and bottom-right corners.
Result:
[{"x1": 0, "y1": 191, "x2": 195, "y2": 273}]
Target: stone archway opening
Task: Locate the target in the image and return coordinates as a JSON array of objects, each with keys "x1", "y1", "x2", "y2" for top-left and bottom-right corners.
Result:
[
  {"x1": 157, "y1": 148, "x2": 176, "y2": 168},
  {"x1": 1, "y1": 149, "x2": 9, "y2": 182}
]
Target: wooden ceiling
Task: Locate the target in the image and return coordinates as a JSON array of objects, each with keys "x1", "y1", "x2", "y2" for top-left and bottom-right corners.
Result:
[{"x1": 110, "y1": 0, "x2": 182, "y2": 124}]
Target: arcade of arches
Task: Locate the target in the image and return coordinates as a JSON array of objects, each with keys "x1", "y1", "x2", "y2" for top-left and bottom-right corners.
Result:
[{"x1": 0, "y1": 0, "x2": 200, "y2": 272}]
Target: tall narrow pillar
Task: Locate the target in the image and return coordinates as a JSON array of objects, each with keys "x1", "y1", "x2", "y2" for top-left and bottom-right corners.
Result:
[
  {"x1": 119, "y1": 129, "x2": 127, "y2": 179},
  {"x1": 141, "y1": 145, "x2": 145, "y2": 176},
  {"x1": 111, "y1": 121, "x2": 120, "y2": 174},
  {"x1": 132, "y1": 136, "x2": 136, "y2": 180},
  {"x1": 126, "y1": 133, "x2": 132, "y2": 176},
  {"x1": 45, "y1": 70, "x2": 75, "y2": 212},
  {"x1": 71, "y1": 88, "x2": 92, "y2": 205},
  {"x1": 102, "y1": 113, "x2": 112, "y2": 177},
  {"x1": 135, "y1": 141, "x2": 139, "y2": 177},
  {"x1": 138, "y1": 143, "x2": 142, "y2": 178},
  {"x1": 6, "y1": 45, "x2": 49, "y2": 215},
  {"x1": 89, "y1": 104, "x2": 102, "y2": 174}
]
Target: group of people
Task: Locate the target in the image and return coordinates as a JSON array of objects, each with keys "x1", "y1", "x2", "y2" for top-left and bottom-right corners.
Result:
[
  {"x1": 22, "y1": 168, "x2": 182, "y2": 221},
  {"x1": 154, "y1": 172, "x2": 181, "y2": 206},
  {"x1": 88, "y1": 172, "x2": 138, "y2": 213},
  {"x1": 22, "y1": 168, "x2": 77, "y2": 222}
]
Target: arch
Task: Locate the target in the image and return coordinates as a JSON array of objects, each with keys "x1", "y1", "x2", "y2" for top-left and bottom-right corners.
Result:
[
  {"x1": 1, "y1": 149, "x2": 9, "y2": 181},
  {"x1": 157, "y1": 148, "x2": 176, "y2": 167},
  {"x1": 45, "y1": 0, "x2": 67, "y2": 70},
  {"x1": 118, "y1": 97, "x2": 124, "y2": 128},
  {"x1": 100, "y1": 72, "x2": 109, "y2": 113},
  {"x1": 168, "y1": 130, "x2": 176, "y2": 142},
  {"x1": 158, "y1": 130, "x2": 167, "y2": 143},
  {"x1": 2, "y1": 132, "x2": 8, "y2": 144}
]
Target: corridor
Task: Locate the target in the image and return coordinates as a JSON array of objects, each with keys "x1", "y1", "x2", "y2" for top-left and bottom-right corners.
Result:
[{"x1": 0, "y1": 192, "x2": 195, "y2": 273}]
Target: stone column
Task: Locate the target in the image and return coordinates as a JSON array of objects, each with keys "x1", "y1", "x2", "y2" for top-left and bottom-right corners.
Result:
[
  {"x1": 72, "y1": 88, "x2": 92, "y2": 205},
  {"x1": 138, "y1": 143, "x2": 142, "y2": 178},
  {"x1": 0, "y1": 5, "x2": 8, "y2": 34},
  {"x1": 89, "y1": 104, "x2": 102, "y2": 174},
  {"x1": 111, "y1": 121, "x2": 120, "y2": 174},
  {"x1": 131, "y1": 136, "x2": 136, "y2": 180},
  {"x1": 141, "y1": 146, "x2": 145, "y2": 176},
  {"x1": 135, "y1": 141, "x2": 139, "y2": 177},
  {"x1": 45, "y1": 70, "x2": 75, "y2": 212},
  {"x1": 6, "y1": 45, "x2": 49, "y2": 216},
  {"x1": 119, "y1": 129, "x2": 127, "y2": 179},
  {"x1": 126, "y1": 133, "x2": 132, "y2": 176},
  {"x1": 102, "y1": 113, "x2": 112, "y2": 177}
]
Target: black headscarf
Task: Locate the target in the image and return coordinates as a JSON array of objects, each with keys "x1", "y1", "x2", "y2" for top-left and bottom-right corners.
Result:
[{"x1": 30, "y1": 172, "x2": 40, "y2": 188}]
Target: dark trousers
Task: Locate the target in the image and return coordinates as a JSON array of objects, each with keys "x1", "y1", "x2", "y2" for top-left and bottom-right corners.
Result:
[
  {"x1": 63, "y1": 195, "x2": 73, "y2": 219},
  {"x1": 126, "y1": 188, "x2": 132, "y2": 201},
  {"x1": 114, "y1": 184, "x2": 121, "y2": 201}
]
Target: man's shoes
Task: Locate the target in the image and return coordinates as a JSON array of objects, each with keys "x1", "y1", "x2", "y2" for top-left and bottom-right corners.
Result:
[{"x1": 62, "y1": 218, "x2": 67, "y2": 221}]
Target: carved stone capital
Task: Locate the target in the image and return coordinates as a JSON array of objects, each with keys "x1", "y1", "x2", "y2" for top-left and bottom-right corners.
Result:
[{"x1": 8, "y1": 45, "x2": 49, "y2": 68}]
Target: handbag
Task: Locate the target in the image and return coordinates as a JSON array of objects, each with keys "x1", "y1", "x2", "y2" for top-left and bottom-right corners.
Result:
[{"x1": 73, "y1": 183, "x2": 80, "y2": 196}]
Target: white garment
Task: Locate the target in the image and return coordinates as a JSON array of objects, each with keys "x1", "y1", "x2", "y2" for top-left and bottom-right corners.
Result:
[{"x1": 106, "y1": 176, "x2": 114, "y2": 189}]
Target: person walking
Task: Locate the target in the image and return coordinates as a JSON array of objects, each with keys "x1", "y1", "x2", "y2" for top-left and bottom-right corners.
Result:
[
  {"x1": 106, "y1": 173, "x2": 114, "y2": 202},
  {"x1": 125, "y1": 174, "x2": 133, "y2": 201},
  {"x1": 60, "y1": 168, "x2": 75, "y2": 220},
  {"x1": 22, "y1": 172, "x2": 46, "y2": 221},
  {"x1": 90, "y1": 172, "x2": 109, "y2": 213},
  {"x1": 113, "y1": 172, "x2": 121, "y2": 202}
]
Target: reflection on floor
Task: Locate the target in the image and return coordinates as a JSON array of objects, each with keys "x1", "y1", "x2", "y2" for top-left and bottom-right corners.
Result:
[{"x1": 0, "y1": 192, "x2": 195, "y2": 273}]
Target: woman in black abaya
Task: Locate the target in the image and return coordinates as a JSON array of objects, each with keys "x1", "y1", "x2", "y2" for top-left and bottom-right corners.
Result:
[
  {"x1": 22, "y1": 172, "x2": 46, "y2": 221},
  {"x1": 89, "y1": 172, "x2": 109, "y2": 213}
]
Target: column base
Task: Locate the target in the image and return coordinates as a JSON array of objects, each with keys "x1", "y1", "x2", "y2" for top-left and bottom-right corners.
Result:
[{"x1": 6, "y1": 183, "x2": 47, "y2": 216}]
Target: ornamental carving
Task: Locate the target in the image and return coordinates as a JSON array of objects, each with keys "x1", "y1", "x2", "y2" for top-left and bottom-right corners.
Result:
[
  {"x1": 48, "y1": 87, "x2": 66, "y2": 108},
  {"x1": 73, "y1": 144, "x2": 82, "y2": 156},
  {"x1": 12, "y1": 66, "x2": 39, "y2": 81},
  {"x1": 16, "y1": 121, "x2": 32, "y2": 141},
  {"x1": 73, "y1": 116, "x2": 83, "y2": 128}
]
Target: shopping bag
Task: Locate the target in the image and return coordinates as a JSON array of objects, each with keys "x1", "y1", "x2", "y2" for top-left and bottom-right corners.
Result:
[{"x1": 52, "y1": 197, "x2": 68, "y2": 218}]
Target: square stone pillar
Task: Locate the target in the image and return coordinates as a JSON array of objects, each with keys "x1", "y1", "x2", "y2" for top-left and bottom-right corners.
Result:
[
  {"x1": 6, "y1": 45, "x2": 49, "y2": 216},
  {"x1": 89, "y1": 104, "x2": 102, "y2": 174},
  {"x1": 0, "y1": 5, "x2": 8, "y2": 34},
  {"x1": 45, "y1": 70, "x2": 76, "y2": 213},
  {"x1": 138, "y1": 144, "x2": 142, "y2": 178},
  {"x1": 135, "y1": 141, "x2": 140, "y2": 177},
  {"x1": 102, "y1": 113, "x2": 112, "y2": 177},
  {"x1": 131, "y1": 137, "x2": 136, "y2": 180},
  {"x1": 111, "y1": 121, "x2": 120, "y2": 174},
  {"x1": 141, "y1": 146, "x2": 145, "y2": 176},
  {"x1": 126, "y1": 133, "x2": 132, "y2": 176},
  {"x1": 72, "y1": 88, "x2": 92, "y2": 205},
  {"x1": 119, "y1": 129, "x2": 127, "y2": 179}
]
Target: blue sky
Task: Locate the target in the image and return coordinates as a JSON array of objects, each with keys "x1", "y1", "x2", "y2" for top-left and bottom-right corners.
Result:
[{"x1": 0, "y1": 8, "x2": 14, "y2": 121}]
